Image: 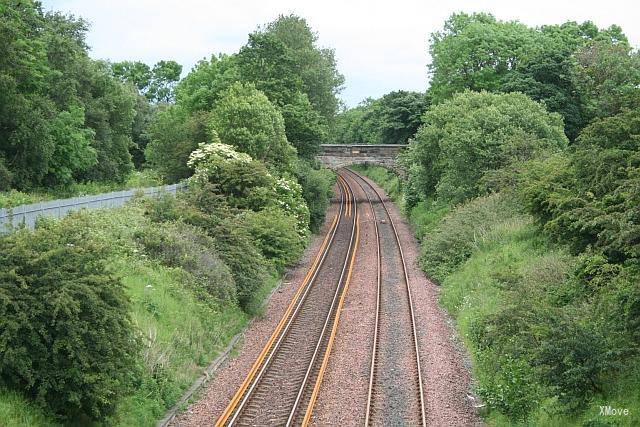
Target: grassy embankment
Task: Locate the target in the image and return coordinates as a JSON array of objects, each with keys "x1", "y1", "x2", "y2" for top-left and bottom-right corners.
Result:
[
  {"x1": 353, "y1": 164, "x2": 640, "y2": 426},
  {"x1": 0, "y1": 197, "x2": 280, "y2": 426}
]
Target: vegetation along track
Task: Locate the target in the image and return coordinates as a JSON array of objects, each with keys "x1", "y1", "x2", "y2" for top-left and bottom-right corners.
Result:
[
  {"x1": 216, "y1": 173, "x2": 360, "y2": 426},
  {"x1": 344, "y1": 168, "x2": 426, "y2": 427}
]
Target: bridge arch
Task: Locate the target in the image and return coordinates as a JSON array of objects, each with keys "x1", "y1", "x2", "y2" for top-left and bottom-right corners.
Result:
[{"x1": 316, "y1": 144, "x2": 407, "y2": 175}]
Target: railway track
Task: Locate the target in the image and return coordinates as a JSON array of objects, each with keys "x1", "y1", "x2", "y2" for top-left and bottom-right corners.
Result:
[
  {"x1": 216, "y1": 169, "x2": 425, "y2": 426},
  {"x1": 344, "y1": 168, "x2": 426, "y2": 427},
  {"x1": 216, "y1": 173, "x2": 360, "y2": 427}
]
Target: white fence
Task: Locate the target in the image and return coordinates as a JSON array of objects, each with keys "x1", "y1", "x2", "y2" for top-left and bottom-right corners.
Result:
[{"x1": 1, "y1": 183, "x2": 186, "y2": 232}]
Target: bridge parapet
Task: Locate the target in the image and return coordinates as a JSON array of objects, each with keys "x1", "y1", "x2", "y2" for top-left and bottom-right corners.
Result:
[{"x1": 316, "y1": 144, "x2": 407, "y2": 173}]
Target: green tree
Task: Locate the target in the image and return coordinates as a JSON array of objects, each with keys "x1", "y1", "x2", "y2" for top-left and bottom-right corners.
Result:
[
  {"x1": 145, "y1": 106, "x2": 214, "y2": 182},
  {"x1": 148, "y1": 60, "x2": 182, "y2": 103},
  {"x1": 371, "y1": 91, "x2": 429, "y2": 144},
  {"x1": 405, "y1": 91, "x2": 568, "y2": 204},
  {"x1": 428, "y1": 13, "x2": 540, "y2": 104},
  {"x1": 130, "y1": 93, "x2": 153, "y2": 168},
  {"x1": 0, "y1": 0, "x2": 55, "y2": 188},
  {"x1": 499, "y1": 22, "x2": 585, "y2": 140},
  {"x1": 174, "y1": 54, "x2": 239, "y2": 113},
  {"x1": 332, "y1": 92, "x2": 428, "y2": 145},
  {"x1": 0, "y1": 155, "x2": 11, "y2": 191},
  {"x1": 237, "y1": 32, "x2": 302, "y2": 108},
  {"x1": 428, "y1": 14, "x2": 632, "y2": 139},
  {"x1": 111, "y1": 61, "x2": 151, "y2": 93},
  {"x1": 0, "y1": 76, "x2": 56, "y2": 188},
  {"x1": 211, "y1": 82, "x2": 296, "y2": 171},
  {"x1": 264, "y1": 14, "x2": 344, "y2": 120},
  {"x1": 79, "y1": 61, "x2": 136, "y2": 182},
  {"x1": 40, "y1": 11, "x2": 137, "y2": 183},
  {"x1": 111, "y1": 60, "x2": 182, "y2": 167},
  {"x1": 331, "y1": 98, "x2": 383, "y2": 144},
  {"x1": 0, "y1": 2, "x2": 138, "y2": 187},
  {"x1": 175, "y1": 15, "x2": 339, "y2": 159},
  {"x1": 280, "y1": 92, "x2": 328, "y2": 159},
  {"x1": 112, "y1": 59, "x2": 182, "y2": 103},
  {"x1": 502, "y1": 22, "x2": 634, "y2": 140},
  {"x1": 573, "y1": 41, "x2": 640, "y2": 121},
  {"x1": 332, "y1": 105, "x2": 368, "y2": 144},
  {"x1": 46, "y1": 105, "x2": 96, "y2": 185}
]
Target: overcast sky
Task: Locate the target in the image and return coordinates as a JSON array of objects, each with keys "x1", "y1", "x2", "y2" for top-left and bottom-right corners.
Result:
[{"x1": 41, "y1": 0, "x2": 640, "y2": 107}]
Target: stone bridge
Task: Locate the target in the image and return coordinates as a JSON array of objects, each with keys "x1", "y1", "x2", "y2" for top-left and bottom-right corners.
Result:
[{"x1": 316, "y1": 144, "x2": 407, "y2": 173}]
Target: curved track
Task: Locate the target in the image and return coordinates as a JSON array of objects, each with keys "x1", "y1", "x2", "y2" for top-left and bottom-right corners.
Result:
[
  {"x1": 343, "y1": 168, "x2": 426, "y2": 427},
  {"x1": 216, "y1": 174, "x2": 359, "y2": 427}
]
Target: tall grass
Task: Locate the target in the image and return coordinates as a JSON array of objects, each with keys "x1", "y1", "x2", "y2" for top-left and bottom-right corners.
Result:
[
  {"x1": 108, "y1": 258, "x2": 248, "y2": 425},
  {"x1": 0, "y1": 388, "x2": 61, "y2": 427}
]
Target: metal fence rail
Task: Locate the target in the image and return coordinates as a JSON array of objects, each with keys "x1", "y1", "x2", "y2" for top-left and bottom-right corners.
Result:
[{"x1": 1, "y1": 183, "x2": 186, "y2": 232}]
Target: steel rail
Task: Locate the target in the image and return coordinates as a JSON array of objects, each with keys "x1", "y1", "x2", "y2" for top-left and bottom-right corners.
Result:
[
  {"x1": 298, "y1": 171, "x2": 361, "y2": 426},
  {"x1": 345, "y1": 168, "x2": 426, "y2": 427},
  {"x1": 217, "y1": 174, "x2": 358, "y2": 426},
  {"x1": 216, "y1": 180, "x2": 347, "y2": 426},
  {"x1": 342, "y1": 170, "x2": 381, "y2": 427}
]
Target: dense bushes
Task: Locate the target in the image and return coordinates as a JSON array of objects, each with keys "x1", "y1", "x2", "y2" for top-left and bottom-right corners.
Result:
[
  {"x1": 0, "y1": 174, "x2": 317, "y2": 423},
  {"x1": 194, "y1": 211, "x2": 270, "y2": 309},
  {"x1": 143, "y1": 187, "x2": 294, "y2": 311},
  {"x1": 294, "y1": 160, "x2": 335, "y2": 232},
  {"x1": 188, "y1": 140, "x2": 276, "y2": 210},
  {"x1": 0, "y1": 224, "x2": 139, "y2": 421},
  {"x1": 244, "y1": 207, "x2": 306, "y2": 272},
  {"x1": 141, "y1": 190, "x2": 268, "y2": 310},
  {"x1": 187, "y1": 140, "x2": 310, "y2": 235},
  {"x1": 520, "y1": 107, "x2": 640, "y2": 262},
  {"x1": 402, "y1": 91, "x2": 568, "y2": 204},
  {"x1": 134, "y1": 221, "x2": 237, "y2": 302}
]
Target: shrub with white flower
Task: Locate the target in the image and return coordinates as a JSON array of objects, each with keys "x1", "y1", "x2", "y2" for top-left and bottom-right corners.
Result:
[
  {"x1": 187, "y1": 137, "x2": 253, "y2": 183},
  {"x1": 274, "y1": 175, "x2": 310, "y2": 238},
  {"x1": 187, "y1": 138, "x2": 310, "y2": 237}
]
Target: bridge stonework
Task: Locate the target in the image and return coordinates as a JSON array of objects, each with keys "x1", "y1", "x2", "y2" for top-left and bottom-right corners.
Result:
[{"x1": 316, "y1": 144, "x2": 407, "y2": 174}]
